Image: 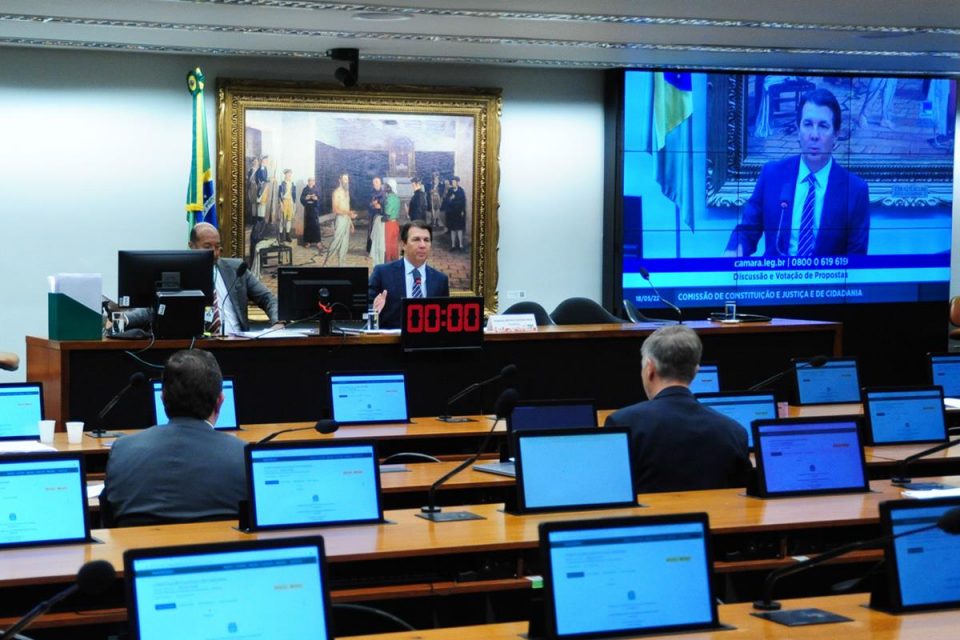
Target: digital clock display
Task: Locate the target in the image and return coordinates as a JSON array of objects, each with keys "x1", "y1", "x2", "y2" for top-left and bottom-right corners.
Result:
[{"x1": 401, "y1": 297, "x2": 485, "y2": 351}]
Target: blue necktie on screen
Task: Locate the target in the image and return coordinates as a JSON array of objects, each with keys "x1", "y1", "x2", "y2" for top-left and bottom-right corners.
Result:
[
  {"x1": 411, "y1": 268, "x2": 423, "y2": 298},
  {"x1": 797, "y1": 174, "x2": 817, "y2": 256}
]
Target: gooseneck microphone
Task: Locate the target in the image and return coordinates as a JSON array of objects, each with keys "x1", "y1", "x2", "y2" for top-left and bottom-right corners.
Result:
[
  {"x1": 257, "y1": 419, "x2": 340, "y2": 444},
  {"x1": 747, "y1": 355, "x2": 829, "y2": 392},
  {"x1": 0, "y1": 560, "x2": 116, "y2": 640},
  {"x1": 438, "y1": 364, "x2": 517, "y2": 423},
  {"x1": 88, "y1": 372, "x2": 147, "y2": 438},
  {"x1": 753, "y1": 506, "x2": 960, "y2": 611},
  {"x1": 890, "y1": 438, "x2": 960, "y2": 489},
  {"x1": 637, "y1": 267, "x2": 682, "y2": 324},
  {"x1": 418, "y1": 388, "x2": 519, "y2": 522}
]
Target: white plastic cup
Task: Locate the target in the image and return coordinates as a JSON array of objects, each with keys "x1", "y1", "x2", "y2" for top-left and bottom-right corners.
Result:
[
  {"x1": 38, "y1": 420, "x2": 56, "y2": 443},
  {"x1": 65, "y1": 421, "x2": 84, "y2": 444}
]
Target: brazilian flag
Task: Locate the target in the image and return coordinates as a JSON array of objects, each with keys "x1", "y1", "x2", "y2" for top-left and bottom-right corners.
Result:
[{"x1": 185, "y1": 67, "x2": 217, "y2": 229}]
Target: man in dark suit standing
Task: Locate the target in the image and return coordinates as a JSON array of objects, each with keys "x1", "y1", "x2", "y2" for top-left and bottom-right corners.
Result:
[
  {"x1": 368, "y1": 221, "x2": 450, "y2": 329},
  {"x1": 100, "y1": 349, "x2": 246, "y2": 526},
  {"x1": 605, "y1": 325, "x2": 750, "y2": 493},
  {"x1": 726, "y1": 88, "x2": 870, "y2": 257}
]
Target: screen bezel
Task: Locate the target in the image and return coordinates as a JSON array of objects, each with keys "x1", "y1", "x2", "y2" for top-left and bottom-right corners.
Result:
[
  {"x1": 277, "y1": 266, "x2": 368, "y2": 323},
  {"x1": 506, "y1": 399, "x2": 599, "y2": 431},
  {"x1": 791, "y1": 356, "x2": 861, "y2": 405},
  {"x1": 124, "y1": 536, "x2": 333, "y2": 640},
  {"x1": 244, "y1": 439, "x2": 384, "y2": 531},
  {"x1": 751, "y1": 416, "x2": 870, "y2": 498},
  {"x1": 693, "y1": 390, "x2": 778, "y2": 450},
  {"x1": 689, "y1": 361, "x2": 721, "y2": 394},
  {"x1": 0, "y1": 382, "x2": 45, "y2": 441},
  {"x1": 927, "y1": 352, "x2": 960, "y2": 398},
  {"x1": 325, "y1": 370, "x2": 410, "y2": 425},
  {"x1": 539, "y1": 513, "x2": 719, "y2": 640},
  {"x1": 861, "y1": 385, "x2": 947, "y2": 446},
  {"x1": 151, "y1": 377, "x2": 240, "y2": 431},
  {"x1": 513, "y1": 427, "x2": 637, "y2": 515},
  {"x1": 117, "y1": 249, "x2": 214, "y2": 308},
  {"x1": 0, "y1": 452, "x2": 91, "y2": 549}
]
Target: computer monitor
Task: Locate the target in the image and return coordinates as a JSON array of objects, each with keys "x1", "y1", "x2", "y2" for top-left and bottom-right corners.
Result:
[
  {"x1": 694, "y1": 391, "x2": 777, "y2": 449},
  {"x1": 244, "y1": 440, "x2": 383, "y2": 530},
  {"x1": 508, "y1": 399, "x2": 598, "y2": 433},
  {"x1": 152, "y1": 377, "x2": 239, "y2": 430},
  {"x1": 876, "y1": 497, "x2": 960, "y2": 613},
  {"x1": 540, "y1": 513, "x2": 719, "y2": 639},
  {"x1": 512, "y1": 428, "x2": 636, "y2": 514},
  {"x1": 862, "y1": 386, "x2": 947, "y2": 446},
  {"x1": 751, "y1": 416, "x2": 869, "y2": 498},
  {"x1": 327, "y1": 371, "x2": 409, "y2": 425},
  {"x1": 689, "y1": 362, "x2": 720, "y2": 394},
  {"x1": 0, "y1": 453, "x2": 91, "y2": 549},
  {"x1": 0, "y1": 382, "x2": 44, "y2": 440},
  {"x1": 117, "y1": 249, "x2": 214, "y2": 308},
  {"x1": 792, "y1": 356, "x2": 861, "y2": 405},
  {"x1": 125, "y1": 537, "x2": 333, "y2": 640},
  {"x1": 928, "y1": 352, "x2": 960, "y2": 398},
  {"x1": 277, "y1": 266, "x2": 367, "y2": 323}
]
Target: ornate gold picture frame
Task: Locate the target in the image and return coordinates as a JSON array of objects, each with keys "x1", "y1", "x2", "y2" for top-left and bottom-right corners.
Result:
[{"x1": 217, "y1": 79, "x2": 502, "y2": 315}]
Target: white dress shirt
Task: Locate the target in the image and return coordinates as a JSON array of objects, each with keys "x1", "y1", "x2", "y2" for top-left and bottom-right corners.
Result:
[{"x1": 403, "y1": 258, "x2": 429, "y2": 298}]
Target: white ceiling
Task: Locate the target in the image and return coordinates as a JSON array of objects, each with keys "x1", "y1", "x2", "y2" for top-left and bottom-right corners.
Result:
[{"x1": 1, "y1": 0, "x2": 960, "y2": 74}]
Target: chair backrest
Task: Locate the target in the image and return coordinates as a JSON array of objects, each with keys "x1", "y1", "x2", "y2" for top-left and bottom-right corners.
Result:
[
  {"x1": 503, "y1": 301, "x2": 554, "y2": 326},
  {"x1": 550, "y1": 297, "x2": 625, "y2": 325},
  {"x1": 622, "y1": 299, "x2": 642, "y2": 323}
]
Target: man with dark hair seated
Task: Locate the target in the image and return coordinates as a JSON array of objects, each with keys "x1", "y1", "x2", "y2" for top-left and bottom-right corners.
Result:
[
  {"x1": 605, "y1": 325, "x2": 750, "y2": 493},
  {"x1": 101, "y1": 349, "x2": 245, "y2": 526}
]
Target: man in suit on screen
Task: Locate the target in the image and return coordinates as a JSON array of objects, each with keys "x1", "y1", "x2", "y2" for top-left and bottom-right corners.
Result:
[
  {"x1": 368, "y1": 221, "x2": 450, "y2": 329},
  {"x1": 725, "y1": 88, "x2": 870, "y2": 257}
]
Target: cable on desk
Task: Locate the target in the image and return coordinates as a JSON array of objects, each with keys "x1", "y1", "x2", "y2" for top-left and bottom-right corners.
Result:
[{"x1": 331, "y1": 603, "x2": 415, "y2": 632}]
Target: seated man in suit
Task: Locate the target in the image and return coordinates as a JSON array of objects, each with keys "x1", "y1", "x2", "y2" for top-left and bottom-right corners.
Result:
[
  {"x1": 725, "y1": 88, "x2": 870, "y2": 257},
  {"x1": 100, "y1": 349, "x2": 245, "y2": 526},
  {"x1": 124, "y1": 222, "x2": 279, "y2": 334},
  {"x1": 368, "y1": 221, "x2": 450, "y2": 329},
  {"x1": 605, "y1": 325, "x2": 750, "y2": 493}
]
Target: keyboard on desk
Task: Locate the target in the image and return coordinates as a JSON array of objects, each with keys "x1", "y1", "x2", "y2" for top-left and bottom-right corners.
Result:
[{"x1": 473, "y1": 461, "x2": 516, "y2": 478}]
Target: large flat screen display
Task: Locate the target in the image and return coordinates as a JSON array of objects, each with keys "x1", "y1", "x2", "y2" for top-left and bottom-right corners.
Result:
[{"x1": 617, "y1": 71, "x2": 955, "y2": 309}]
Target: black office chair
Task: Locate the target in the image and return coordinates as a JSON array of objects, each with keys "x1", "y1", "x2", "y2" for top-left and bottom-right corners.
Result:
[
  {"x1": 550, "y1": 298, "x2": 625, "y2": 325},
  {"x1": 503, "y1": 301, "x2": 554, "y2": 326},
  {"x1": 622, "y1": 299, "x2": 677, "y2": 325}
]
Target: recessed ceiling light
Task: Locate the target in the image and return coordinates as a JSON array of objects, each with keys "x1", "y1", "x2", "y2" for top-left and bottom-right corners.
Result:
[{"x1": 353, "y1": 12, "x2": 411, "y2": 22}]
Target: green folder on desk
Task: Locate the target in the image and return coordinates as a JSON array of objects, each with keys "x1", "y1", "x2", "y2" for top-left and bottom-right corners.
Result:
[{"x1": 48, "y1": 274, "x2": 102, "y2": 341}]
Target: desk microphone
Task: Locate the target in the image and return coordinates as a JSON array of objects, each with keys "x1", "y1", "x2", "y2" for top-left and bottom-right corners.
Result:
[
  {"x1": 0, "y1": 560, "x2": 116, "y2": 640},
  {"x1": 637, "y1": 267, "x2": 682, "y2": 324},
  {"x1": 753, "y1": 506, "x2": 960, "y2": 612},
  {"x1": 257, "y1": 419, "x2": 339, "y2": 444},
  {"x1": 747, "y1": 355, "x2": 828, "y2": 392},
  {"x1": 88, "y1": 372, "x2": 146, "y2": 438},
  {"x1": 438, "y1": 364, "x2": 517, "y2": 423},
  {"x1": 418, "y1": 388, "x2": 518, "y2": 522},
  {"x1": 890, "y1": 438, "x2": 960, "y2": 489}
]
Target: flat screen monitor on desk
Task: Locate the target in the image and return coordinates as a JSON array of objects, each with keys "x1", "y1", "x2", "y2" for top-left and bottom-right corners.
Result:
[
  {"x1": 695, "y1": 391, "x2": 776, "y2": 449},
  {"x1": 862, "y1": 386, "x2": 947, "y2": 446},
  {"x1": 689, "y1": 362, "x2": 720, "y2": 394},
  {"x1": 0, "y1": 382, "x2": 44, "y2": 440},
  {"x1": 0, "y1": 453, "x2": 91, "y2": 549},
  {"x1": 793, "y1": 356, "x2": 861, "y2": 405},
  {"x1": 277, "y1": 266, "x2": 367, "y2": 324},
  {"x1": 540, "y1": 513, "x2": 720, "y2": 639},
  {"x1": 928, "y1": 352, "x2": 960, "y2": 398},
  {"x1": 125, "y1": 537, "x2": 333, "y2": 640},
  {"x1": 327, "y1": 371, "x2": 409, "y2": 425},
  {"x1": 152, "y1": 378, "x2": 239, "y2": 430}
]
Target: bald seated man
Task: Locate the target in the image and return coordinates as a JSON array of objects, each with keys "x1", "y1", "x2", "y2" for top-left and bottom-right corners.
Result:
[{"x1": 0, "y1": 352, "x2": 19, "y2": 371}]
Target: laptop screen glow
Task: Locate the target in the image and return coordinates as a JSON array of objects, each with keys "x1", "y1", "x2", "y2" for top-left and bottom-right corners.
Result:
[
  {"x1": 795, "y1": 359, "x2": 860, "y2": 404},
  {"x1": 755, "y1": 419, "x2": 867, "y2": 495},
  {"x1": 689, "y1": 364, "x2": 720, "y2": 394},
  {"x1": 0, "y1": 383, "x2": 43, "y2": 440},
  {"x1": 509, "y1": 403, "x2": 597, "y2": 432},
  {"x1": 887, "y1": 501, "x2": 960, "y2": 609},
  {"x1": 696, "y1": 393, "x2": 776, "y2": 448},
  {"x1": 153, "y1": 379, "x2": 238, "y2": 429},
  {"x1": 545, "y1": 519, "x2": 715, "y2": 637},
  {"x1": 248, "y1": 443, "x2": 382, "y2": 528},
  {"x1": 517, "y1": 431, "x2": 634, "y2": 511},
  {"x1": 129, "y1": 543, "x2": 329, "y2": 640},
  {"x1": 865, "y1": 388, "x2": 946, "y2": 444},
  {"x1": 329, "y1": 373, "x2": 407, "y2": 424},
  {"x1": 930, "y1": 354, "x2": 960, "y2": 397},
  {"x1": 0, "y1": 455, "x2": 88, "y2": 548}
]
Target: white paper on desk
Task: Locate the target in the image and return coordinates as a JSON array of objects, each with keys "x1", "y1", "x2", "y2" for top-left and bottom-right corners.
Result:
[
  {"x1": 87, "y1": 482, "x2": 105, "y2": 499},
  {"x1": 0, "y1": 441, "x2": 57, "y2": 454},
  {"x1": 944, "y1": 397, "x2": 960, "y2": 409},
  {"x1": 48, "y1": 273, "x2": 102, "y2": 314},
  {"x1": 902, "y1": 488, "x2": 960, "y2": 499}
]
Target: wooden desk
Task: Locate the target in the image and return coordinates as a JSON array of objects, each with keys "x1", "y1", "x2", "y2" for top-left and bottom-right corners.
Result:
[
  {"x1": 348, "y1": 594, "x2": 959, "y2": 639},
  {"x1": 26, "y1": 320, "x2": 841, "y2": 427}
]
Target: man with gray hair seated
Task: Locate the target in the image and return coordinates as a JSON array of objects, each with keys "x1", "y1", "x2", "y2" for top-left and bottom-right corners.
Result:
[{"x1": 605, "y1": 325, "x2": 750, "y2": 493}]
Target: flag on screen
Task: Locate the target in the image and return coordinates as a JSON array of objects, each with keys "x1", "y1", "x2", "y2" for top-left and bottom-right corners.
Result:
[
  {"x1": 185, "y1": 67, "x2": 217, "y2": 230},
  {"x1": 651, "y1": 72, "x2": 695, "y2": 231}
]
